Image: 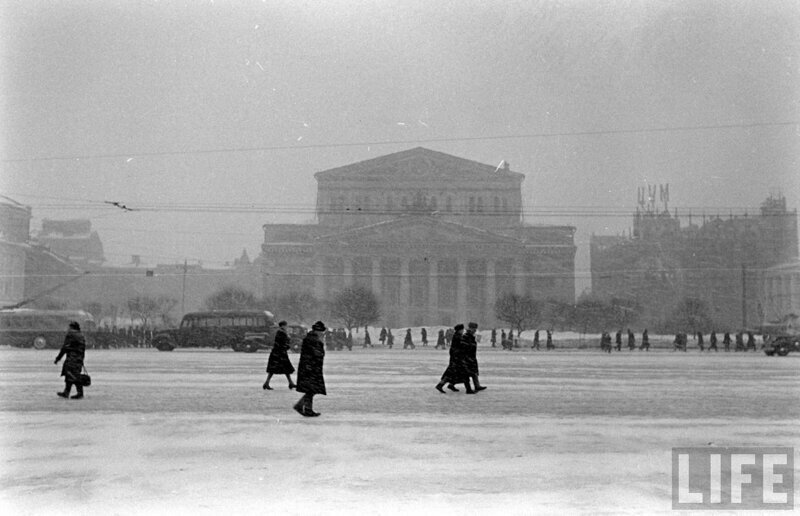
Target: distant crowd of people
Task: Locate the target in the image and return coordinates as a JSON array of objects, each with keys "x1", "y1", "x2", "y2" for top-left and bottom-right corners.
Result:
[{"x1": 669, "y1": 330, "x2": 763, "y2": 352}]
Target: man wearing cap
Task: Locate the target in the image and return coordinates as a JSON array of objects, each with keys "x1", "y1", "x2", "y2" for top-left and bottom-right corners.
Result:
[
  {"x1": 294, "y1": 321, "x2": 327, "y2": 417},
  {"x1": 263, "y1": 321, "x2": 296, "y2": 390},
  {"x1": 463, "y1": 322, "x2": 486, "y2": 392}
]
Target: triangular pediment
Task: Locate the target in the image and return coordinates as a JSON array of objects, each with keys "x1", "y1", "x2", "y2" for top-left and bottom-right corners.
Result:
[
  {"x1": 314, "y1": 147, "x2": 524, "y2": 181},
  {"x1": 316, "y1": 216, "x2": 519, "y2": 246}
]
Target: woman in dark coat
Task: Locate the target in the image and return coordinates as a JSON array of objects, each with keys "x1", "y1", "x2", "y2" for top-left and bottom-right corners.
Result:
[
  {"x1": 294, "y1": 321, "x2": 327, "y2": 417},
  {"x1": 54, "y1": 321, "x2": 86, "y2": 399},
  {"x1": 263, "y1": 321, "x2": 296, "y2": 390},
  {"x1": 435, "y1": 324, "x2": 473, "y2": 394}
]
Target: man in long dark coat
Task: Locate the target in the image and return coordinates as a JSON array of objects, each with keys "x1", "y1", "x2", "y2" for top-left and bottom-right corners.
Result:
[
  {"x1": 435, "y1": 324, "x2": 473, "y2": 394},
  {"x1": 463, "y1": 322, "x2": 486, "y2": 392},
  {"x1": 263, "y1": 321, "x2": 296, "y2": 390},
  {"x1": 54, "y1": 321, "x2": 86, "y2": 399},
  {"x1": 435, "y1": 329, "x2": 446, "y2": 349},
  {"x1": 403, "y1": 328, "x2": 415, "y2": 349},
  {"x1": 294, "y1": 321, "x2": 327, "y2": 417}
]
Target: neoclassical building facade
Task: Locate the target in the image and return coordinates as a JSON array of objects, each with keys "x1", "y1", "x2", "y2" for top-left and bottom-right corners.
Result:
[{"x1": 261, "y1": 147, "x2": 576, "y2": 327}]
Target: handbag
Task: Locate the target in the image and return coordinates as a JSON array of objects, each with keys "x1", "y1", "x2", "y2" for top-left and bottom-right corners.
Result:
[{"x1": 77, "y1": 366, "x2": 91, "y2": 387}]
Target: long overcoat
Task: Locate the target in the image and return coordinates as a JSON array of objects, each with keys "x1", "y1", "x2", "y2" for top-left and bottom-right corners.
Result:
[
  {"x1": 462, "y1": 330, "x2": 479, "y2": 376},
  {"x1": 440, "y1": 330, "x2": 469, "y2": 383},
  {"x1": 295, "y1": 331, "x2": 326, "y2": 395},
  {"x1": 56, "y1": 330, "x2": 85, "y2": 382},
  {"x1": 266, "y1": 328, "x2": 295, "y2": 374}
]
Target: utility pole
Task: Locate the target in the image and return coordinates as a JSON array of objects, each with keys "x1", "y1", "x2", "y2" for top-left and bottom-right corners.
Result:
[
  {"x1": 181, "y1": 259, "x2": 188, "y2": 314},
  {"x1": 741, "y1": 263, "x2": 747, "y2": 329}
]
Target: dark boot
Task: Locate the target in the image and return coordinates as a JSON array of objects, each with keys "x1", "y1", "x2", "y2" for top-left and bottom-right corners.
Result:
[
  {"x1": 71, "y1": 385, "x2": 84, "y2": 399},
  {"x1": 464, "y1": 381, "x2": 476, "y2": 394},
  {"x1": 435, "y1": 382, "x2": 446, "y2": 393},
  {"x1": 472, "y1": 376, "x2": 486, "y2": 391},
  {"x1": 57, "y1": 382, "x2": 72, "y2": 398},
  {"x1": 447, "y1": 383, "x2": 459, "y2": 392},
  {"x1": 304, "y1": 395, "x2": 320, "y2": 417}
]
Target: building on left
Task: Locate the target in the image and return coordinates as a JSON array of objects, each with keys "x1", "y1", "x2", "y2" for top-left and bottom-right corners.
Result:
[{"x1": 1, "y1": 196, "x2": 262, "y2": 324}]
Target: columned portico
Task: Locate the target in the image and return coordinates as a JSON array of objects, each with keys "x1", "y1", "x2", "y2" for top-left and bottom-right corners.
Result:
[{"x1": 261, "y1": 147, "x2": 577, "y2": 327}]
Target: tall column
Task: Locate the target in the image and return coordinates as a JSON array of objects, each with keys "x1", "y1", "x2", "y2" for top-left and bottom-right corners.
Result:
[
  {"x1": 343, "y1": 257, "x2": 353, "y2": 287},
  {"x1": 313, "y1": 257, "x2": 325, "y2": 299},
  {"x1": 428, "y1": 259, "x2": 438, "y2": 318},
  {"x1": 399, "y1": 258, "x2": 410, "y2": 324},
  {"x1": 371, "y1": 257, "x2": 381, "y2": 296},
  {"x1": 486, "y1": 259, "x2": 496, "y2": 314},
  {"x1": 457, "y1": 258, "x2": 467, "y2": 321}
]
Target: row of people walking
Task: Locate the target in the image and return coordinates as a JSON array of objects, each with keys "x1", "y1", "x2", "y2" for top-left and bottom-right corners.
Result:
[
  {"x1": 600, "y1": 329, "x2": 650, "y2": 352},
  {"x1": 672, "y1": 331, "x2": 761, "y2": 352}
]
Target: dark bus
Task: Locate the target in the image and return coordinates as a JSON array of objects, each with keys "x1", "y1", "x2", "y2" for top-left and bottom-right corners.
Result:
[
  {"x1": 151, "y1": 310, "x2": 278, "y2": 352},
  {"x1": 0, "y1": 309, "x2": 96, "y2": 349}
]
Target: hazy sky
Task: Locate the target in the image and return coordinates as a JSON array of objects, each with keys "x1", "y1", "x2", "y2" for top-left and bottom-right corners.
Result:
[{"x1": 2, "y1": 0, "x2": 798, "y2": 293}]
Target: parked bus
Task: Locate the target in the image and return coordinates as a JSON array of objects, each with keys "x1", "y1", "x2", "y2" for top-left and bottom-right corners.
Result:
[
  {"x1": 151, "y1": 310, "x2": 284, "y2": 352},
  {"x1": 0, "y1": 308, "x2": 96, "y2": 349}
]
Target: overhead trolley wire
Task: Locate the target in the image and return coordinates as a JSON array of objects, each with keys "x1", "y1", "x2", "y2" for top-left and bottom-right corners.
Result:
[{"x1": 2, "y1": 120, "x2": 797, "y2": 163}]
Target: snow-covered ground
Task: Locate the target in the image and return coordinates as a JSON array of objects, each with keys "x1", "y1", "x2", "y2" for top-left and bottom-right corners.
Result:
[{"x1": 1, "y1": 347, "x2": 798, "y2": 515}]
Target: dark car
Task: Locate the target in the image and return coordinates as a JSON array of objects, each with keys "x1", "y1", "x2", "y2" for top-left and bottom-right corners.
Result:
[
  {"x1": 763, "y1": 334, "x2": 800, "y2": 356},
  {"x1": 240, "y1": 324, "x2": 306, "y2": 353},
  {"x1": 152, "y1": 310, "x2": 275, "y2": 352}
]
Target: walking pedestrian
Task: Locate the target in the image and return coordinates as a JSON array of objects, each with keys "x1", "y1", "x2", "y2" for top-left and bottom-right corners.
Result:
[
  {"x1": 403, "y1": 328, "x2": 415, "y2": 349},
  {"x1": 627, "y1": 329, "x2": 636, "y2": 351},
  {"x1": 640, "y1": 329, "x2": 650, "y2": 351},
  {"x1": 435, "y1": 329, "x2": 446, "y2": 349},
  {"x1": 263, "y1": 321, "x2": 296, "y2": 390},
  {"x1": 532, "y1": 330, "x2": 540, "y2": 350},
  {"x1": 614, "y1": 330, "x2": 622, "y2": 352},
  {"x1": 54, "y1": 321, "x2": 86, "y2": 399},
  {"x1": 709, "y1": 331, "x2": 718, "y2": 352},
  {"x1": 463, "y1": 322, "x2": 486, "y2": 392},
  {"x1": 435, "y1": 324, "x2": 473, "y2": 394},
  {"x1": 546, "y1": 329, "x2": 554, "y2": 350},
  {"x1": 421, "y1": 327, "x2": 428, "y2": 347},
  {"x1": 293, "y1": 321, "x2": 327, "y2": 417}
]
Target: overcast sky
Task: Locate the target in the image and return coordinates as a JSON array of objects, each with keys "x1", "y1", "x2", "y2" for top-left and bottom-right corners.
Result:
[{"x1": 2, "y1": 0, "x2": 798, "y2": 293}]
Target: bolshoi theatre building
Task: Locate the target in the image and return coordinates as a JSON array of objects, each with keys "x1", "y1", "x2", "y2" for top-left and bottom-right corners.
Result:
[{"x1": 261, "y1": 147, "x2": 576, "y2": 327}]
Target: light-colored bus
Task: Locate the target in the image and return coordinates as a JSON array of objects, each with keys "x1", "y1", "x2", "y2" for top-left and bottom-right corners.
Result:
[{"x1": 0, "y1": 308, "x2": 96, "y2": 349}]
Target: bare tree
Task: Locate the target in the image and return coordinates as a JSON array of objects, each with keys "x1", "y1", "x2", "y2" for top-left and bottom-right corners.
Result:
[
  {"x1": 668, "y1": 297, "x2": 713, "y2": 333},
  {"x1": 204, "y1": 285, "x2": 259, "y2": 310},
  {"x1": 127, "y1": 295, "x2": 160, "y2": 329},
  {"x1": 494, "y1": 293, "x2": 541, "y2": 335},
  {"x1": 275, "y1": 291, "x2": 317, "y2": 324},
  {"x1": 329, "y1": 285, "x2": 380, "y2": 332},
  {"x1": 155, "y1": 295, "x2": 179, "y2": 327}
]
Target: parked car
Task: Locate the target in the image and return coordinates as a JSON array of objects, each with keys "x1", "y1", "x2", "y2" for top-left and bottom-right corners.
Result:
[{"x1": 763, "y1": 334, "x2": 800, "y2": 356}]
